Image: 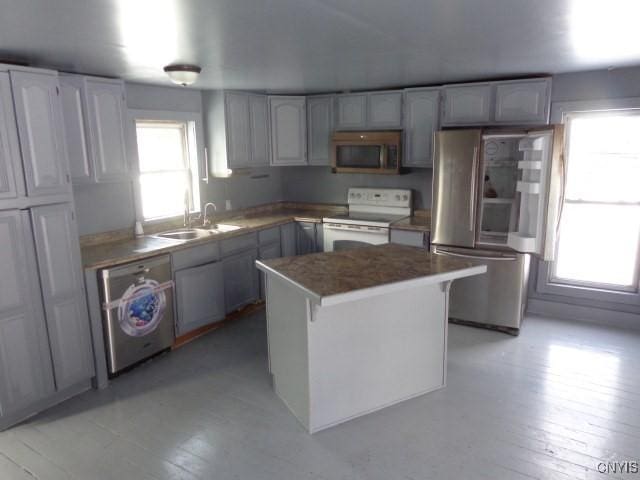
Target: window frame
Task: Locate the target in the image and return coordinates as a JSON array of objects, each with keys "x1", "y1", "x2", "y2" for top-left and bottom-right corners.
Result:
[
  {"x1": 534, "y1": 97, "x2": 640, "y2": 307},
  {"x1": 549, "y1": 110, "x2": 640, "y2": 293},
  {"x1": 127, "y1": 109, "x2": 205, "y2": 224}
]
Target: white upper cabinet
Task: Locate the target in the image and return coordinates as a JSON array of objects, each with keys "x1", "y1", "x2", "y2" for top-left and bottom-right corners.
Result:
[
  {"x1": 335, "y1": 92, "x2": 403, "y2": 130},
  {"x1": 442, "y1": 84, "x2": 493, "y2": 126},
  {"x1": 248, "y1": 94, "x2": 270, "y2": 167},
  {"x1": 442, "y1": 78, "x2": 552, "y2": 126},
  {"x1": 0, "y1": 73, "x2": 21, "y2": 200},
  {"x1": 84, "y1": 78, "x2": 129, "y2": 182},
  {"x1": 494, "y1": 79, "x2": 551, "y2": 124},
  {"x1": 335, "y1": 94, "x2": 367, "y2": 130},
  {"x1": 204, "y1": 91, "x2": 271, "y2": 172},
  {"x1": 10, "y1": 70, "x2": 70, "y2": 197},
  {"x1": 59, "y1": 76, "x2": 92, "y2": 183},
  {"x1": 269, "y1": 96, "x2": 307, "y2": 166},
  {"x1": 307, "y1": 95, "x2": 334, "y2": 166},
  {"x1": 368, "y1": 91, "x2": 403, "y2": 128},
  {"x1": 403, "y1": 88, "x2": 440, "y2": 168},
  {"x1": 225, "y1": 91, "x2": 251, "y2": 169}
]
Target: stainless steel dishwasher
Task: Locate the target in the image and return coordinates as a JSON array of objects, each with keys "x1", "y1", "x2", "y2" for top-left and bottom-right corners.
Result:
[{"x1": 100, "y1": 255, "x2": 175, "y2": 375}]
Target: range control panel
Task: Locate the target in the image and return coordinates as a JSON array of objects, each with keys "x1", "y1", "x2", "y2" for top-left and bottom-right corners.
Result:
[{"x1": 347, "y1": 188, "x2": 412, "y2": 208}]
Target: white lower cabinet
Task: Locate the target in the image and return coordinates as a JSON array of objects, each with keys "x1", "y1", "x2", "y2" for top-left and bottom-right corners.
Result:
[
  {"x1": 390, "y1": 229, "x2": 429, "y2": 249},
  {"x1": 0, "y1": 210, "x2": 55, "y2": 424},
  {"x1": 259, "y1": 242, "x2": 281, "y2": 300},
  {"x1": 223, "y1": 249, "x2": 259, "y2": 314},
  {"x1": 30, "y1": 204, "x2": 94, "y2": 390},
  {"x1": 175, "y1": 261, "x2": 225, "y2": 336},
  {"x1": 0, "y1": 206, "x2": 92, "y2": 431}
]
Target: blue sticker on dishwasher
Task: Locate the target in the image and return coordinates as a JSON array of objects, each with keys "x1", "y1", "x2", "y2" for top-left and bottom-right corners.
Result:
[{"x1": 117, "y1": 279, "x2": 166, "y2": 337}]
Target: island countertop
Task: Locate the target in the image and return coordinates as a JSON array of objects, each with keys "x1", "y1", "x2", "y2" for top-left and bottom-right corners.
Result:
[{"x1": 256, "y1": 243, "x2": 486, "y2": 305}]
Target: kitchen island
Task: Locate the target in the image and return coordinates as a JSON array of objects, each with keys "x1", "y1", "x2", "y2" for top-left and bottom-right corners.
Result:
[{"x1": 256, "y1": 243, "x2": 486, "y2": 433}]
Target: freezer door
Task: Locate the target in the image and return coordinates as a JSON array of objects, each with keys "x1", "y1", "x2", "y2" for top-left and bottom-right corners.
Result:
[
  {"x1": 432, "y1": 246, "x2": 530, "y2": 330},
  {"x1": 432, "y1": 130, "x2": 482, "y2": 248}
]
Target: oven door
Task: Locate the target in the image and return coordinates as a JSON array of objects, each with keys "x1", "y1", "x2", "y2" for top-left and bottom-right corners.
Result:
[{"x1": 323, "y1": 223, "x2": 389, "y2": 252}]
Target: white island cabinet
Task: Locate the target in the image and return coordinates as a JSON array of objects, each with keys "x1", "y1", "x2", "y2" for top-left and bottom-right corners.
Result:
[{"x1": 256, "y1": 243, "x2": 485, "y2": 433}]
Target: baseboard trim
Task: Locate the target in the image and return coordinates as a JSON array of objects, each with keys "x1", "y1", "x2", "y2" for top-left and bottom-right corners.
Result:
[{"x1": 527, "y1": 298, "x2": 640, "y2": 331}]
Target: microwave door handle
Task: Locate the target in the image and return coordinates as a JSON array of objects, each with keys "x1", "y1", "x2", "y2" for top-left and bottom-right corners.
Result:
[{"x1": 379, "y1": 145, "x2": 386, "y2": 168}]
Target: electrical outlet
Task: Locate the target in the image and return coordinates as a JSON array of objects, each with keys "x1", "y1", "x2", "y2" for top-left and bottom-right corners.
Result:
[{"x1": 225, "y1": 200, "x2": 232, "y2": 210}]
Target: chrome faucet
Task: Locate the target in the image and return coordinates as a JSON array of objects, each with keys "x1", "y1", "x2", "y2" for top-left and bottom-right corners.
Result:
[
  {"x1": 202, "y1": 202, "x2": 217, "y2": 227},
  {"x1": 183, "y1": 190, "x2": 201, "y2": 228}
]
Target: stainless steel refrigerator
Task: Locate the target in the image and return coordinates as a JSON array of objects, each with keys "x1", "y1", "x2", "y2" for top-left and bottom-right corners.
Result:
[{"x1": 431, "y1": 127, "x2": 564, "y2": 334}]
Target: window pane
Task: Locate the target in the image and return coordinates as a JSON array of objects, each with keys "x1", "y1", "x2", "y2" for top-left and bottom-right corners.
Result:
[
  {"x1": 136, "y1": 121, "x2": 188, "y2": 172},
  {"x1": 565, "y1": 115, "x2": 640, "y2": 202},
  {"x1": 554, "y1": 203, "x2": 640, "y2": 287},
  {"x1": 139, "y1": 171, "x2": 188, "y2": 220}
]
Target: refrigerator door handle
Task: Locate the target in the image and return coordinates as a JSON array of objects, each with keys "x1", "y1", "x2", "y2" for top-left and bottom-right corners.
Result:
[
  {"x1": 469, "y1": 147, "x2": 479, "y2": 231},
  {"x1": 433, "y1": 246, "x2": 517, "y2": 261}
]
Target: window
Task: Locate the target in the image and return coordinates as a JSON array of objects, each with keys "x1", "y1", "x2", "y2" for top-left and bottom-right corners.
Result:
[
  {"x1": 135, "y1": 118, "x2": 200, "y2": 220},
  {"x1": 551, "y1": 111, "x2": 640, "y2": 292}
]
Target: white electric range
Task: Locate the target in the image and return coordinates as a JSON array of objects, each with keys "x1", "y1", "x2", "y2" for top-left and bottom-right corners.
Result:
[{"x1": 323, "y1": 188, "x2": 412, "y2": 252}]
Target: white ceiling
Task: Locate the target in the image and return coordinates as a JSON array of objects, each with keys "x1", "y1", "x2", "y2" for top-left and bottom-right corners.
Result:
[{"x1": 1, "y1": 0, "x2": 640, "y2": 93}]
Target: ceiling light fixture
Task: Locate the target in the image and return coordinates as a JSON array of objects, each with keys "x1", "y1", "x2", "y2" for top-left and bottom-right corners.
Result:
[{"x1": 163, "y1": 64, "x2": 202, "y2": 86}]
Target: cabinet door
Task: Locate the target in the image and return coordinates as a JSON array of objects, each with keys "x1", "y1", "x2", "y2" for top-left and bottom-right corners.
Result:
[
  {"x1": 0, "y1": 73, "x2": 21, "y2": 200},
  {"x1": 495, "y1": 79, "x2": 551, "y2": 124},
  {"x1": 280, "y1": 222, "x2": 296, "y2": 257},
  {"x1": 307, "y1": 96, "x2": 334, "y2": 166},
  {"x1": 223, "y1": 250, "x2": 259, "y2": 314},
  {"x1": 296, "y1": 222, "x2": 317, "y2": 255},
  {"x1": 0, "y1": 210, "x2": 55, "y2": 419},
  {"x1": 85, "y1": 79, "x2": 128, "y2": 182},
  {"x1": 368, "y1": 91, "x2": 402, "y2": 129},
  {"x1": 442, "y1": 84, "x2": 493, "y2": 126},
  {"x1": 175, "y1": 261, "x2": 225, "y2": 336},
  {"x1": 31, "y1": 204, "x2": 94, "y2": 391},
  {"x1": 269, "y1": 96, "x2": 307, "y2": 166},
  {"x1": 249, "y1": 94, "x2": 270, "y2": 167},
  {"x1": 10, "y1": 71, "x2": 71, "y2": 196},
  {"x1": 225, "y1": 92, "x2": 251, "y2": 169},
  {"x1": 335, "y1": 94, "x2": 367, "y2": 130},
  {"x1": 59, "y1": 76, "x2": 92, "y2": 183},
  {"x1": 258, "y1": 242, "x2": 281, "y2": 300},
  {"x1": 390, "y1": 229, "x2": 428, "y2": 248},
  {"x1": 403, "y1": 89, "x2": 440, "y2": 168}
]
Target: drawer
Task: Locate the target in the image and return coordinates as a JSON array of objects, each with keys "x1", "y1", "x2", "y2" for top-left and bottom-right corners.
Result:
[
  {"x1": 258, "y1": 226, "x2": 280, "y2": 245},
  {"x1": 220, "y1": 232, "x2": 258, "y2": 256},
  {"x1": 171, "y1": 242, "x2": 220, "y2": 271},
  {"x1": 390, "y1": 229, "x2": 429, "y2": 249}
]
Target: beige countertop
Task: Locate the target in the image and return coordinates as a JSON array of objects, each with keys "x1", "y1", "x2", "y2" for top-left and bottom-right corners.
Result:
[
  {"x1": 390, "y1": 214, "x2": 430, "y2": 232},
  {"x1": 81, "y1": 208, "x2": 337, "y2": 270},
  {"x1": 256, "y1": 243, "x2": 483, "y2": 301},
  {"x1": 81, "y1": 204, "x2": 431, "y2": 270}
]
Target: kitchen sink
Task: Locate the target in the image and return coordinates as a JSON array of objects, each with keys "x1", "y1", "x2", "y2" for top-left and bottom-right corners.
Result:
[
  {"x1": 197, "y1": 224, "x2": 242, "y2": 233},
  {"x1": 154, "y1": 229, "x2": 203, "y2": 240},
  {"x1": 153, "y1": 224, "x2": 242, "y2": 241}
]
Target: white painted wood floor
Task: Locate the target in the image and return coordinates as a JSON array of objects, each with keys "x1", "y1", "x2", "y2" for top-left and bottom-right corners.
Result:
[{"x1": 1, "y1": 310, "x2": 639, "y2": 480}]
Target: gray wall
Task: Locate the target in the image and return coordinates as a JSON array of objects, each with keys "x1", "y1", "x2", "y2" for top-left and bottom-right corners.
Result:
[
  {"x1": 75, "y1": 65, "x2": 640, "y2": 236},
  {"x1": 282, "y1": 166, "x2": 432, "y2": 209},
  {"x1": 530, "y1": 64, "x2": 640, "y2": 326},
  {"x1": 551, "y1": 66, "x2": 640, "y2": 102},
  {"x1": 200, "y1": 167, "x2": 284, "y2": 211}
]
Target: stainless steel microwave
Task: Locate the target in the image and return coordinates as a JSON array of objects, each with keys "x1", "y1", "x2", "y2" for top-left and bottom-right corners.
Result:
[{"x1": 331, "y1": 131, "x2": 401, "y2": 174}]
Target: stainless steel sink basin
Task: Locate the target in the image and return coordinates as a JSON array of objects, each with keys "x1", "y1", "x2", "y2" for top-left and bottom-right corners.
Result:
[
  {"x1": 197, "y1": 224, "x2": 242, "y2": 234},
  {"x1": 153, "y1": 224, "x2": 242, "y2": 241},
  {"x1": 155, "y1": 229, "x2": 201, "y2": 240}
]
